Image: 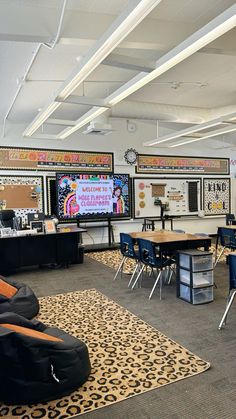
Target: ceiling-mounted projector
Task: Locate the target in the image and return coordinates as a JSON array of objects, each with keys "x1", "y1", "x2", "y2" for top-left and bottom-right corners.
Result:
[{"x1": 82, "y1": 121, "x2": 114, "y2": 135}]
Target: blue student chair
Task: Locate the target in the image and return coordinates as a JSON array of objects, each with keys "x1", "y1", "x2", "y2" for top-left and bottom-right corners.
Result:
[
  {"x1": 114, "y1": 233, "x2": 140, "y2": 283},
  {"x1": 215, "y1": 227, "x2": 236, "y2": 267},
  {"x1": 219, "y1": 253, "x2": 236, "y2": 330},
  {"x1": 131, "y1": 238, "x2": 172, "y2": 300}
]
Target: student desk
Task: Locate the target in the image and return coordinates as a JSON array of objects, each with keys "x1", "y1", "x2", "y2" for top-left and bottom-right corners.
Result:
[
  {"x1": 0, "y1": 226, "x2": 86, "y2": 275},
  {"x1": 129, "y1": 230, "x2": 211, "y2": 252}
]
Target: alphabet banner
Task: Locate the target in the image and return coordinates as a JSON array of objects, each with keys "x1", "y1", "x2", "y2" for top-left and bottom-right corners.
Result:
[
  {"x1": 136, "y1": 155, "x2": 229, "y2": 175},
  {"x1": 203, "y1": 178, "x2": 230, "y2": 215},
  {"x1": 0, "y1": 147, "x2": 113, "y2": 172}
]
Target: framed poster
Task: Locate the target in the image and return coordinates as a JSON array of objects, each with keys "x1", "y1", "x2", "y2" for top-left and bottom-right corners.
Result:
[
  {"x1": 0, "y1": 147, "x2": 113, "y2": 172},
  {"x1": 44, "y1": 219, "x2": 56, "y2": 234},
  {"x1": 133, "y1": 177, "x2": 201, "y2": 218},
  {"x1": 136, "y1": 154, "x2": 229, "y2": 175},
  {"x1": 203, "y1": 178, "x2": 231, "y2": 216}
]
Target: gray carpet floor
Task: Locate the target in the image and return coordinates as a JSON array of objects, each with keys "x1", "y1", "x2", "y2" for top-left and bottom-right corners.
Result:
[{"x1": 9, "y1": 256, "x2": 236, "y2": 419}]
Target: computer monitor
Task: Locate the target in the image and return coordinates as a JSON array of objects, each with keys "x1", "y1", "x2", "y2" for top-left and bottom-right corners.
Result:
[
  {"x1": 0, "y1": 210, "x2": 15, "y2": 229},
  {"x1": 27, "y1": 212, "x2": 45, "y2": 225}
]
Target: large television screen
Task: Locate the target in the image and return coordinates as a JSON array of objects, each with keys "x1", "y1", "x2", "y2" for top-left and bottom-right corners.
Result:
[{"x1": 56, "y1": 173, "x2": 130, "y2": 220}]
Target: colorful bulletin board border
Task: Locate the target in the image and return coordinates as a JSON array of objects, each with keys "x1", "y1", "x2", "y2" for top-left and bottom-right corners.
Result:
[
  {"x1": 136, "y1": 154, "x2": 230, "y2": 175},
  {"x1": 46, "y1": 176, "x2": 56, "y2": 216},
  {"x1": 0, "y1": 147, "x2": 114, "y2": 172},
  {"x1": 203, "y1": 178, "x2": 231, "y2": 216}
]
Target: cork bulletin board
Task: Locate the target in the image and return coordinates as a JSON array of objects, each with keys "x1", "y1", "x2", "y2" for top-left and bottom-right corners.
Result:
[{"x1": 0, "y1": 176, "x2": 44, "y2": 222}]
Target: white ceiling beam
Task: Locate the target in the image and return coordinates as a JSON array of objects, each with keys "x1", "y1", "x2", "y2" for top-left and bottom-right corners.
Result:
[
  {"x1": 199, "y1": 47, "x2": 236, "y2": 56},
  {"x1": 23, "y1": 0, "x2": 163, "y2": 137},
  {"x1": 56, "y1": 95, "x2": 111, "y2": 108},
  {"x1": 46, "y1": 118, "x2": 76, "y2": 126},
  {"x1": 103, "y1": 53, "x2": 155, "y2": 72},
  {"x1": 29, "y1": 134, "x2": 58, "y2": 140}
]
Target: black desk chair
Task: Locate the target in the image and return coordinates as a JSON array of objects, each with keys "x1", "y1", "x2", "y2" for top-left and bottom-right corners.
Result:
[
  {"x1": 0, "y1": 210, "x2": 15, "y2": 228},
  {"x1": 219, "y1": 254, "x2": 236, "y2": 329}
]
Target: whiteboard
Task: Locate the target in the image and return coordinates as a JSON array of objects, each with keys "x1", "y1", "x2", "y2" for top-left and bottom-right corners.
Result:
[{"x1": 133, "y1": 177, "x2": 201, "y2": 218}]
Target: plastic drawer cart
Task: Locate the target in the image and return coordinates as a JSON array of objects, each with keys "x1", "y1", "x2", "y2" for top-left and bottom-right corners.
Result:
[{"x1": 177, "y1": 249, "x2": 214, "y2": 304}]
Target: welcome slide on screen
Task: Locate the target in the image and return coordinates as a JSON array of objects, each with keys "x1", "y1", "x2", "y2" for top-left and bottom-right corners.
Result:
[{"x1": 76, "y1": 179, "x2": 113, "y2": 215}]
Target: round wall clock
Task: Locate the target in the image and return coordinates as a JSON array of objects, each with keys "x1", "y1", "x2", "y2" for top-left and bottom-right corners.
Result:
[{"x1": 124, "y1": 148, "x2": 138, "y2": 165}]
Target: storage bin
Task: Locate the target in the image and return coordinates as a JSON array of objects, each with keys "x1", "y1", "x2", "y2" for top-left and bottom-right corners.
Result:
[
  {"x1": 179, "y1": 250, "x2": 213, "y2": 272},
  {"x1": 179, "y1": 268, "x2": 214, "y2": 288},
  {"x1": 179, "y1": 284, "x2": 213, "y2": 304}
]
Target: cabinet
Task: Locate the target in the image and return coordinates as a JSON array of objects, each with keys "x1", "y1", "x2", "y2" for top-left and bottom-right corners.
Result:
[{"x1": 177, "y1": 249, "x2": 214, "y2": 304}]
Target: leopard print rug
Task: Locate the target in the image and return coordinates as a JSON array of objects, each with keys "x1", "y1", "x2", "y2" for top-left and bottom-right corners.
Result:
[
  {"x1": 87, "y1": 245, "x2": 233, "y2": 272},
  {"x1": 0, "y1": 289, "x2": 210, "y2": 419},
  {"x1": 86, "y1": 250, "x2": 136, "y2": 274}
]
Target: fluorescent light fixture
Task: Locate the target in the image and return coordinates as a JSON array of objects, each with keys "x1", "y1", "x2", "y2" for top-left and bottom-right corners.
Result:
[
  {"x1": 108, "y1": 4, "x2": 236, "y2": 106},
  {"x1": 144, "y1": 111, "x2": 236, "y2": 146},
  {"x1": 60, "y1": 4, "x2": 236, "y2": 139},
  {"x1": 23, "y1": 0, "x2": 162, "y2": 138},
  {"x1": 23, "y1": 102, "x2": 60, "y2": 137},
  {"x1": 58, "y1": 0, "x2": 163, "y2": 100},
  {"x1": 169, "y1": 125, "x2": 236, "y2": 148},
  {"x1": 58, "y1": 107, "x2": 107, "y2": 139},
  {"x1": 146, "y1": 122, "x2": 223, "y2": 146},
  {"x1": 24, "y1": 3, "x2": 236, "y2": 140}
]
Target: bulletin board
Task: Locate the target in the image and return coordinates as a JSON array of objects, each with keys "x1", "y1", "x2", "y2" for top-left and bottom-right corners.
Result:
[
  {"x1": 203, "y1": 178, "x2": 231, "y2": 216},
  {"x1": 133, "y1": 177, "x2": 201, "y2": 219},
  {"x1": 0, "y1": 176, "x2": 44, "y2": 222}
]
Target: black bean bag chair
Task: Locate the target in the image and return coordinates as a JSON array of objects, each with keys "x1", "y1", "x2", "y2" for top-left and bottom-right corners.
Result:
[
  {"x1": 0, "y1": 276, "x2": 39, "y2": 319},
  {"x1": 0, "y1": 312, "x2": 91, "y2": 404}
]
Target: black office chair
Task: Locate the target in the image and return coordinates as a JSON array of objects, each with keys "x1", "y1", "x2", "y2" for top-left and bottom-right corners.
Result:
[{"x1": 0, "y1": 210, "x2": 15, "y2": 228}]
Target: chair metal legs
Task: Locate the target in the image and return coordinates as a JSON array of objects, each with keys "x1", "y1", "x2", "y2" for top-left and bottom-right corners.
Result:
[
  {"x1": 218, "y1": 290, "x2": 236, "y2": 330},
  {"x1": 113, "y1": 256, "x2": 127, "y2": 280},
  {"x1": 214, "y1": 246, "x2": 225, "y2": 268},
  {"x1": 149, "y1": 270, "x2": 162, "y2": 300},
  {"x1": 127, "y1": 262, "x2": 141, "y2": 287},
  {"x1": 131, "y1": 265, "x2": 145, "y2": 289}
]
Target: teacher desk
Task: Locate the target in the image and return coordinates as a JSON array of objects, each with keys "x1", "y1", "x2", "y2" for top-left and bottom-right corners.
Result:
[{"x1": 0, "y1": 226, "x2": 86, "y2": 275}]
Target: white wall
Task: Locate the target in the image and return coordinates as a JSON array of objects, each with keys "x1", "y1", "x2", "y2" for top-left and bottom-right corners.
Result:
[{"x1": 1, "y1": 119, "x2": 236, "y2": 243}]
